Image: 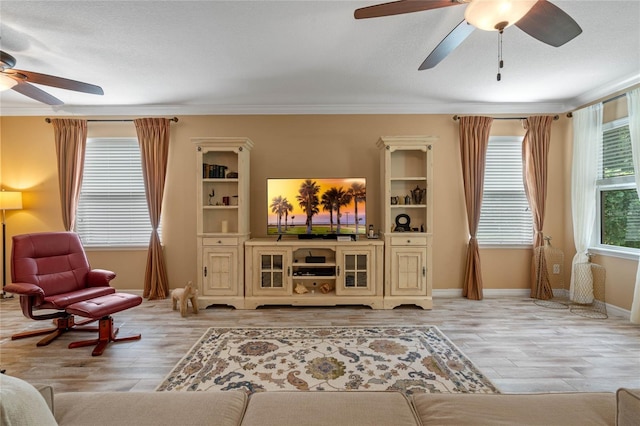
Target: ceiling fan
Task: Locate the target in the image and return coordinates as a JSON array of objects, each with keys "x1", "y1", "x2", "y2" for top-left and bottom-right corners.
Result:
[
  {"x1": 354, "y1": 0, "x2": 582, "y2": 71},
  {"x1": 0, "y1": 50, "x2": 104, "y2": 105}
]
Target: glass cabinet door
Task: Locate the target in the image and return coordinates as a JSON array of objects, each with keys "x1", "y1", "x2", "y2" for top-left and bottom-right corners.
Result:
[
  {"x1": 261, "y1": 253, "x2": 284, "y2": 289},
  {"x1": 343, "y1": 253, "x2": 368, "y2": 288},
  {"x1": 336, "y1": 248, "x2": 375, "y2": 296},
  {"x1": 252, "y1": 249, "x2": 291, "y2": 295}
]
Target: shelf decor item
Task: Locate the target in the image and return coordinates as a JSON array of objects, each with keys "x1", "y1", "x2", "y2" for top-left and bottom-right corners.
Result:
[
  {"x1": 294, "y1": 283, "x2": 309, "y2": 294},
  {"x1": 411, "y1": 185, "x2": 426, "y2": 205},
  {"x1": 319, "y1": 282, "x2": 334, "y2": 294},
  {"x1": 394, "y1": 213, "x2": 411, "y2": 232}
]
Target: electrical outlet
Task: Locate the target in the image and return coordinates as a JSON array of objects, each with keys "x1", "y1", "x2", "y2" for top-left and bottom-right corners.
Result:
[{"x1": 553, "y1": 264, "x2": 561, "y2": 274}]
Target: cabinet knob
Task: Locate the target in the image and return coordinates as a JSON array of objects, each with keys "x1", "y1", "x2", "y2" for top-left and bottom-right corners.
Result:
[
  {"x1": 217, "y1": 240, "x2": 222, "y2": 244},
  {"x1": 407, "y1": 239, "x2": 411, "y2": 244},
  {"x1": 422, "y1": 266, "x2": 426, "y2": 277},
  {"x1": 204, "y1": 266, "x2": 207, "y2": 277}
]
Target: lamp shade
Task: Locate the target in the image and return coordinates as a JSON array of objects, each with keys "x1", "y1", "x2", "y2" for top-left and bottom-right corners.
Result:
[
  {"x1": 0, "y1": 191, "x2": 23, "y2": 210},
  {"x1": 0, "y1": 74, "x2": 18, "y2": 92},
  {"x1": 465, "y1": 0, "x2": 537, "y2": 31}
]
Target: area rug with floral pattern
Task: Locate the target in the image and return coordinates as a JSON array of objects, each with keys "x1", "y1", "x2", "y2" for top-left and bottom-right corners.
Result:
[{"x1": 156, "y1": 326, "x2": 499, "y2": 396}]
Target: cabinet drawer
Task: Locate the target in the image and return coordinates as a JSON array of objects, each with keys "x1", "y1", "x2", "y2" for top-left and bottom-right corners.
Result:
[
  {"x1": 203, "y1": 237, "x2": 238, "y2": 246},
  {"x1": 390, "y1": 235, "x2": 427, "y2": 246}
]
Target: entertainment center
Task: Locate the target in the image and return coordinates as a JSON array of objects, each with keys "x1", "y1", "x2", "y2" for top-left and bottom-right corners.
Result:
[
  {"x1": 193, "y1": 135, "x2": 435, "y2": 310},
  {"x1": 244, "y1": 238, "x2": 384, "y2": 309}
]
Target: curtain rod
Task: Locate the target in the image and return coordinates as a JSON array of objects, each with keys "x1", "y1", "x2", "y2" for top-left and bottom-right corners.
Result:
[
  {"x1": 45, "y1": 117, "x2": 179, "y2": 123},
  {"x1": 603, "y1": 93, "x2": 627, "y2": 104},
  {"x1": 452, "y1": 115, "x2": 559, "y2": 121},
  {"x1": 566, "y1": 93, "x2": 628, "y2": 118}
]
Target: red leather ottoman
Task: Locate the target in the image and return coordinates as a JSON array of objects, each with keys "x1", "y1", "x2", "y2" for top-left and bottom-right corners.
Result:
[{"x1": 66, "y1": 293, "x2": 142, "y2": 356}]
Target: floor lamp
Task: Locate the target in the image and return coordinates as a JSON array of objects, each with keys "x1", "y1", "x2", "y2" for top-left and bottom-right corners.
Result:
[{"x1": 1, "y1": 190, "x2": 23, "y2": 299}]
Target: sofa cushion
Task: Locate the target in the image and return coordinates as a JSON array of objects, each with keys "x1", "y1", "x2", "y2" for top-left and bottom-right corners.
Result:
[
  {"x1": 241, "y1": 391, "x2": 420, "y2": 426},
  {"x1": 617, "y1": 388, "x2": 640, "y2": 426},
  {"x1": 0, "y1": 374, "x2": 58, "y2": 426},
  {"x1": 412, "y1": 392, "x2": 616, "y2": 426},
  {"x1": 55, "y1": 391, "x2": 247, "y2": 426},
  {"x1": 34, "y1": 384, "x2": 55, "y2": 414}
]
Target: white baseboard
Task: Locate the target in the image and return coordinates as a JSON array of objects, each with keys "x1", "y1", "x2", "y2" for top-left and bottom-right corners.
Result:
[
  {"x1": 433, "y1": 288, "x2": 530, "y2": 298},
  {"x1": 433, "y1": 288, "x2": 631, "y2": 320},
  {"x1": 126, "y1": 286, "x2": 632, "y2": 321},
  {"x1": 602, "y1": 303, "x2": 631, "y2": 319}
]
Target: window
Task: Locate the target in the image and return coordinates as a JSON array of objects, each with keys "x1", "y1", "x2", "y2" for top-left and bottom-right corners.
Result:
[
  {"x1": 76, "y1": 137, "x2": 158, "y2": 247},
  {"x1": 595, "y1": 118, "x2": 640, "y2": 251},
  {"x1": 477, "y1": 136, "x2": 533, "y2": 245}
]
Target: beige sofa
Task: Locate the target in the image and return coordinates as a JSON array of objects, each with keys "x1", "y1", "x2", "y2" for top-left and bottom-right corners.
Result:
[{"x1": 1, "y1": 374, "x2": 638, "y2": 426}]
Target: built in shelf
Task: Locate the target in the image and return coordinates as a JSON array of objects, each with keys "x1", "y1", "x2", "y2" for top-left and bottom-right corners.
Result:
[
  {"x1": 203, "y1": 205, "x2": 239, "y2": 210},
  {"x1": 203, "y1": 178, "x2": 239, "y2": 183}
]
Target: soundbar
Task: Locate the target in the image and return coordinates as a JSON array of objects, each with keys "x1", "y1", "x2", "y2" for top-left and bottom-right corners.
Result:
[{"x1": 297, "y1": 234, "x2": 356, "y2": 241}]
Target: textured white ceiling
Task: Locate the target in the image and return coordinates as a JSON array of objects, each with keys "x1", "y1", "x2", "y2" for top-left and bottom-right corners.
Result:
[{"x1": 0, "y1": 0, "x2": 639, "y2": 116}]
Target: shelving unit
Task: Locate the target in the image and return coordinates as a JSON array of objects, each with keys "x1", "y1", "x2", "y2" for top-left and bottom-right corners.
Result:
[
  {"x1": 244, "y1": 238, "x2": 383, "y2": 309},
  {"x1": 292, "y1": 247, "x2": 337, "y2": 288},
  {"x1": 189, "y1": 135, "x2": 437, "y2": 311},
  {"x1": 193, "y1": 137, "x2": 253, "y2": 309},
  {"x1": 378, "y1": 136, "x2": 436, "y2": 309}
]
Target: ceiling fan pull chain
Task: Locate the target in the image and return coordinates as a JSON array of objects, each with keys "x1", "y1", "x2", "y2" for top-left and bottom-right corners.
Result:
[{"x1": 497, "y1": 28, "x2": 504, "y2": 81}]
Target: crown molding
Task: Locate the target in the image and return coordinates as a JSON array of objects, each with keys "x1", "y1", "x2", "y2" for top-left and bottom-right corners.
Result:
[
  {"x1": 564, "y1": 72, "x2": 640, "y2": 111},
  {"x1": 0, "y1": 101, "x2": 573, "y2": 117},
  {"x1": 6, "y1": 71, "x2": 638, "y2": 117}
]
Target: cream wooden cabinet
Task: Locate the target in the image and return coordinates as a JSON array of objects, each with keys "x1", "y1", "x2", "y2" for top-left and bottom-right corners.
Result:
[
  {"x1": 201, "y1": 240, "x2": 238, "y2": 296},
  {"x1": 388, "y1": 236, "x2": 429, "y2": 296},
  {"x1": 193, "y1": 137, "x2": 253, "y2": 309},
  {"x1": 378, "y1": 136, "x2": 436, "y2": 309},
  {"x1": 244, "y1": 239, "x2": 383, "y2": 309}
]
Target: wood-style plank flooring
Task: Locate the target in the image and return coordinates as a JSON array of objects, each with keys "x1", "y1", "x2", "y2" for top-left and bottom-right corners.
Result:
[{"x1": 1, "y1": 296, "x2": 639, "y2": 394}]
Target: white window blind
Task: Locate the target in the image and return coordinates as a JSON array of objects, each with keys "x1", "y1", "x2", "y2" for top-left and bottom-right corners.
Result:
[
  {"x1": 477, "y1": 136, "x2": 533, "y2": 245},
  {"x1": 76, "y1": 137, "x2": 156, "y2": 247},
  {"x1": 596, "y1": 118, "x2": 640, "y2": 250},
  {"x1": 599, "y1": 119, "x2": 633, "y2": 180}
]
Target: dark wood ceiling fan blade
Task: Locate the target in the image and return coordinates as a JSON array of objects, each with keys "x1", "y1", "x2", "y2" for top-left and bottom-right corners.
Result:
[
  {"x1": 515, "y1": 0, "x2": 582, "y2": 47},
  {"x1": 10, "y1": 69, "x2": 104, "y2": 95},
  {"x1": 11, "y1": 81, "x2": 64, "y2": 105},
  {"x1": 355, "y1": 0, "x2": 459, "y2": 19},
  {"x1": 419, "y1": 20, "x2": 475, "y2": 70}
]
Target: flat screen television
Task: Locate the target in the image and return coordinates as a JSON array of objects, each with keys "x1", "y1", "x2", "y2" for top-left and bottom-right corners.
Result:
[{"x1": 267, "y1": 178, "x2": 366, "y2": 236}]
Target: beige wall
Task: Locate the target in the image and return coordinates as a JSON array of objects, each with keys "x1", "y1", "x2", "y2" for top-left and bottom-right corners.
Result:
[{"x1": 0, "y1": 113, "x2": 636, "y2": 311}]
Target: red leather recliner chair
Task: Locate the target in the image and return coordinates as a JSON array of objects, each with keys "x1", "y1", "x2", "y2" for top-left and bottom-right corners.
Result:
[{"x1": 5, "y1": 232, "x2": 141, "y2": 354}]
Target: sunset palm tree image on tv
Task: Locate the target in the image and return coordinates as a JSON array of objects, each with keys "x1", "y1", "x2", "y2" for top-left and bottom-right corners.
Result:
[{"x1": 267, "y1": 178, "x2": 366, "y2": 236}]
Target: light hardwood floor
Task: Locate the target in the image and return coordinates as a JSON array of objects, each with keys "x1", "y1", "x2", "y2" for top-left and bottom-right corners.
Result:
[{"x1": 1, "y1": 295, "x2": 639, "y2": 394}]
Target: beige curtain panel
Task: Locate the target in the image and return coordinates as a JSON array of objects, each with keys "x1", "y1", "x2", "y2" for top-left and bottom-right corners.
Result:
[
  {"x1": 51, "y1": 118, "x2": 87, "y2": 231},
  {"x1": 134, "y1": 117, "x2": 171, "y2": 300},
  {"x1": 459, "y1": 116, "x2": 493, "y2": 300},
  {"x1": 522, "y1": 115, "x2": 554, "y2": 300}
]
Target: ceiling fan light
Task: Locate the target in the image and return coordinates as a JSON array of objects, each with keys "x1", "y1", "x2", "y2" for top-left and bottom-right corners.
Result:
[
  {"x1": 0, "y1": 73, "x2": 18, "y2": 91},
  {"x1": 465, "y1": 0, "x2": 537, "y2": 31}
]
